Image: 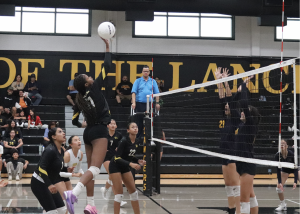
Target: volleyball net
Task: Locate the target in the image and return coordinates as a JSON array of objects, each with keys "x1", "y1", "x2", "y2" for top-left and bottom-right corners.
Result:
[{"x1": 148, "y1": 58, "x2": 299, "y2": 170}]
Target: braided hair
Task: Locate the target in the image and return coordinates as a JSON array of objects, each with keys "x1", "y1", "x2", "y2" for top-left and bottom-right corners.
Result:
[{"x1": 74, "y1": 74, "x2": 96, "y2": 125}]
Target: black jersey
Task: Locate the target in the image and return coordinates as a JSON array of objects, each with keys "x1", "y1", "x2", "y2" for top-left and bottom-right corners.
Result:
[
  {"x1": 275, "y1": 150, "x2": 298, "y2": 183},
  {"x1": 107, "y1": 131, "x2": 122, "y2": 157},
  {"x1": 34, "y1": 144, "x2": 65, "y2": 187},
  {"x1": 112, "y1": 136, "x2": 139, "y2": 168},
  {"x1": 219, "y1": 96, "x2": 240, "y2": 155},
  {"x1": 72, "y1": 52, "x2": 112, "y2": 128},
  {"x1": 235, "y1": 83, "x2": 257, "y2": 158},
  {"x1": 6, "y1": 137, "x2": 19, "y2": 147}
]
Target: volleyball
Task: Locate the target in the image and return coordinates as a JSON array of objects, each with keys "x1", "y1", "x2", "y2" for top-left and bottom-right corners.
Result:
[{"x1": 97, "y1": 22, "x2": 116, "y2": 39}]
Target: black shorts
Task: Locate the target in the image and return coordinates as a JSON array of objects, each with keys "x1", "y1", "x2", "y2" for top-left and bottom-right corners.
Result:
[
  {"x1": 236, "y1": 161, "x2": 256, "y2": 176},
  {"x1": 69, "y1": 93, "x2": 77, "y2": 100},
  {"x1": 104, "y1": 154, "x2": 113, "y2": 162},
  {"x1": 31, "y1": 177, "x2": 65, "y2": 212},
  {"x1": 282, "y1": 168, "x2": 294, "y2": 174},
  {"x1": 62, "y1": 177, "x2": 70, "y2": 182},
  {"x1": 222, "y1": 158, "x2": 236, "y2": 166},
  {"x1": 83, "y1": 124, "x2": 108, "y2": 145},
  {"x1": 109, "y1": 161, "x2": 131, "y2": 174}
]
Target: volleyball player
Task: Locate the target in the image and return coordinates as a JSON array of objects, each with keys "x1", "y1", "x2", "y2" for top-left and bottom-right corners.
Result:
[
  {"x1": 55, "y1": 136, "x2": 84, "y2": 206},
  {"x1": 234, "y1": 78, "x2": 260, "y2": 214},
  {"x1": 64, "y1": 38, "x2": 111, "y2": 214},
  {"x1": 30, "y1": 127, "x2": 67, "y2": 214},
  {"x1": 274, "y1": 139, "x2": 298, "y2": 211},
  {"x1": 215, "y1": 67, "x2": 241, "y2": 214},
  {"x1": 100, "y1": 119, "x2": 127, "y2": 206},
  {"x1": 109, "y1": 122, "x2": 146, "y2": 214}
]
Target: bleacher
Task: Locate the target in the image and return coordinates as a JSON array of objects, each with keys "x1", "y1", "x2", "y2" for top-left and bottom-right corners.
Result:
[{"x1": 2, "y1": 93, "x2": 299, "y2": 176}]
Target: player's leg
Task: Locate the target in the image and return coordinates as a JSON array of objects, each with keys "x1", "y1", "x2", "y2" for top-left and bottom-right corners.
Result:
[
  {"x1": 122, "y1": 171, "x2": 140, "y2": 214},
  {"x1": 275, "y1": 172, "x2": 289, "y2": 211},
  {"x1": 110, "y1": 172, "x2": 123, "y2": 214}
]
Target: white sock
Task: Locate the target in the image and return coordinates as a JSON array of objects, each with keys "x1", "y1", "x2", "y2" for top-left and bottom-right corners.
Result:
[
  {"x1": 87, "y1": 196, "x2": 95, "y2": 206},
  {"x1": 72, "y1": 182, "x2": 84, "y2": 197},
  {"x1": 280, "y1": 200, "x2": 286, "y2": 204}
]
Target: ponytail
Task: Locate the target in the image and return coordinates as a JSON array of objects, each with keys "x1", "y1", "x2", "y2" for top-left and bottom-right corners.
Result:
[
  {"x1": 66, "y1": 135, "x2": 76, "y2": 150},
  {"x1": 48, "y1": 127, "x2": 58, "y2": 145}
]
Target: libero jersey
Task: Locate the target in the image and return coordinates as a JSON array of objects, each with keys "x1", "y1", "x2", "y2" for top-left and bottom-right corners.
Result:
[{"x1": 66, "y1": 149, "x2": 82, "y2": 173}]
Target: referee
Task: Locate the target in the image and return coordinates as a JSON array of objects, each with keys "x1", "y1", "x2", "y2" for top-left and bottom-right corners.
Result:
[{"x1": 131, "y1": 65, "x2": 160, "y2": 138}]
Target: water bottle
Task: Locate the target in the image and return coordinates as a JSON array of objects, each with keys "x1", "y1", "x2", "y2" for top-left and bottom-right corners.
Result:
[{"x1": 39, "y1": 144, "x2": 42, "y2": 155}]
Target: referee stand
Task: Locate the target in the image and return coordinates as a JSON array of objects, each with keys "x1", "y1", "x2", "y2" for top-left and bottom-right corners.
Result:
[{"x1": 130, "y1": 108, "x2": 161, "y2": 196}]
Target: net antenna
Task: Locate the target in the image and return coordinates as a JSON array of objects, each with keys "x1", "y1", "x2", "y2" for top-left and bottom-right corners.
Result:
[
  {"x1": 278, "y1": 0, "x2": 285, "y2": 167},
  {"x1": 149, "y1": 57, "x2": 298, "y2": 169}
]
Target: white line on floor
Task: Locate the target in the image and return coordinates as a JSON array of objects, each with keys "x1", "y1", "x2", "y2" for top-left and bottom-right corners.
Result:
[
  {"x1": 6, "y1": 199, "x2": 13, "y2": 207},
  {"x1": 286, "y1": 199, "x2": 300, "y2": 205}
]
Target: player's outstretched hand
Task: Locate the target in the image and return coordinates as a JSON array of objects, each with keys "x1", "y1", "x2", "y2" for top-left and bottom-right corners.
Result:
[
  {"x1": 293, "y1": 183, "x2": 297, "y2": 190},
  {"x1": 214, "y1": 67, "x2": 222, "y2": 80},
  {"x1": 101, "y1": 38, "x2": 109, "y2": 46},
  {"x1": 222, "y1": 68, "x2": 231, "y2": 78}
]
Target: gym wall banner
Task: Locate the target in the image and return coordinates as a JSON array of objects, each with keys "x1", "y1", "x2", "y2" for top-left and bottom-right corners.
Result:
[{"x1": 0, "y1": 50, "x2": 298, "y2": 98}]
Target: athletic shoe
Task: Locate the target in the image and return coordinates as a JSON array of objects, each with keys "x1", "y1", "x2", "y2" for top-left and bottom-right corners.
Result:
[
  {"x1": 8, "y1": 174, "x2": 12, "y2": 181},
  {"x1": 120, "y1": 201, "x2": 127, "y2": 207},
  {"x1": 64, "y1": 190, "x2": 78, "y2": 214},
  {"x1": 226, "y1": 207, "x2": 236, "y2": 214},
  {"x1": 16, "y1": 175, "x2": 20, "y2": 181},
  {"x1": 120, "y1": 208, "x2": 127, "y2": 214},
  {"x1": 84, "y1": 204, "x2": 98, "y2": 214},
  {"x1": 100, "y1": 187, "x2": 112, "y2": 200},
  {"x1": 275, "y1": 203, "x2": 287, "y2": 211}
]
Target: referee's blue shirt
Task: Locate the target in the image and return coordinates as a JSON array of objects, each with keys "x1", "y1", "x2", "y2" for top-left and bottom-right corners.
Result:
[{"x1": 131, "y1": 77, "x2": 160, "y2": 103}]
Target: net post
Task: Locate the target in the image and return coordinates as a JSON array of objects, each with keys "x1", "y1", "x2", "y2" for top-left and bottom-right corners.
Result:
[
  {"x1": 155, "y1": 139, "x2": 161, "y2": 194},
  {"x1": 293, "y1": 63, "x2": 298, "y2": 167},
  {"x1": 143, "y1": 117, "x2": 152, "y2": 196}
]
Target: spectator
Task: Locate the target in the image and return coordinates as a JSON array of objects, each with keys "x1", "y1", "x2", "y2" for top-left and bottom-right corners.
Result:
[
  {"x1": 0, "y1": 110, "x2": 8, "y2": 141},
  {"x1": 4, "y1": 120, "x2": 23, "y2": 154},
  {"x1": 259, "y1": 95, "x2": 266, "y2": 102},
  {"x1": 155, "y1": 77, "x2": 164, "y2": 93},
  {"x1": 43, "y1": 121, "x2": 58, "y2": 148},
  {"x1": 15, "y1": 90, "x2": 31, "y2": 117},
  {"x1": 116, "y1": 75, "x2": 133, "y2": 106},
  {"x1": 4, "y1": 149, "x2": 28, "y2": 181},
  {"x1": 132, "y1": 65, "x2": 160, "y2": 138},
  {"x1": 15, "y1": 110, "x2": 26, "y2": 128},
  {"x1": 66, "y1": 73, "x2": 79, "y2": 106},
  {"x1": 2, "y1": 86, "x2": 16, "y2": 119},
  {"x1": 24, "y1": 109, "x2": 47, "y2": 129},
  {"x1": 11, "y1": 75, "x2": 24, "y2": 96},
  {"x1": 3, "y1": 130, "x2": 23, "y2": 155},
  {"x1": 0, "y1": 144, "x2": 3, "y2": 179},
  {"x1": 24, "y1": 74, "x2": 42, "y2": 106}
]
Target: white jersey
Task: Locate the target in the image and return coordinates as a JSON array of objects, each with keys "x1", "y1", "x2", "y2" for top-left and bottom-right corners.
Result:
[{"x1": 66, "y1": 149, "x2": 83, "y2": 173}]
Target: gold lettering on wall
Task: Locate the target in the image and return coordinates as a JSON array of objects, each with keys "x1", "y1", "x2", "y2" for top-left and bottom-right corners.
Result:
[
  {"x1": 59, "y1": 60, "x2": 90, "y2": 79},
  {"x1": 197, "y1": 63, "x2": 217, "y2": 92},
  {"x1": 0, "y1": 57, "x2": 16, "y2": 88},
  {"x1": 127, "y1": 61, "x2": 153, "y2": 84},
  {"x1": 263, "y1": 66, "x2": 289, "y2": 94},
  {"x1": 169, "y1": 62, "x2": 183, "y2": 91},
  {"x1": 19, "y1": 59, "x2": 44, "y2": 85}
]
